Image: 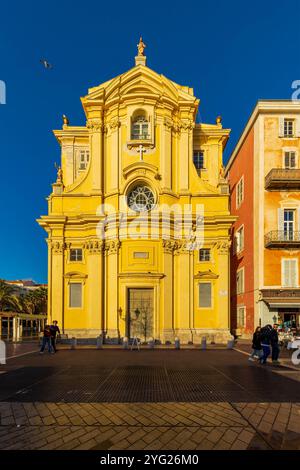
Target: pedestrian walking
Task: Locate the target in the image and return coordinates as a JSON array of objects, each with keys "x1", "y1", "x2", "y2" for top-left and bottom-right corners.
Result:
[
  {"x1": 40, "y1": 325, "x2": 54, "y2": 354},
  {"x1": 259, "y1": 324, "x2": 272, "y2": 364},
  {"x1": 271, "y1": 324, "x2": 280, "y2": 364},
  {"x1": 50, "y1": 320, "x2": 60, "y2": 353},
  {"x1": 249, "y1": 326, "x2": 262, "y2": 361}
]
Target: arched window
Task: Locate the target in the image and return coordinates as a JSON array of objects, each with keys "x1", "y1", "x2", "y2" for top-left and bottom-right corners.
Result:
[{"x1": 131, "y1": 114, "x2": 150, "y2": 140}]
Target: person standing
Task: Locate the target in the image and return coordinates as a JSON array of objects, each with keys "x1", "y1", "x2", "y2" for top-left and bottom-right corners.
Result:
[
  {"x1": 50, "y1": 320, "x2": 60, "y2": 353},
  {"x1": 260, "y1": 324, "x2": 272, "y2": 364},
  {"x1": 249, "y1": 326, "x2": 262, "y2": 361},
  {"x1": 271, "y1": 324, "x2": 280, "y2": 364},
  {"x1": 40, "y1": 325, "x2": 53, "y2": 354}
]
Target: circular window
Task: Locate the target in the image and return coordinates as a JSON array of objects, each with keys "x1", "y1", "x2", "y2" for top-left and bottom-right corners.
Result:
[{"x1": 127, "y1": 185, "x2": 155, "y2": 212}]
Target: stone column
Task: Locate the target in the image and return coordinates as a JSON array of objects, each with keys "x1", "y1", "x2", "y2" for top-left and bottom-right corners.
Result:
[
  {"x1": 174, "y1": 242, "x2": 192, "y2": 343},
  {"x1": 50, "y1": 241, "x2": 65, "y2": 332},
  {"x1": 216, "y1": 240, "x2": 232, "y2": 342},
  {"x1": 87, "y1": 118, "x2": 103, "y2": 194},
  {"x1": 161, "y1": 240, "x2": 175, "y2": 342},
  {"x1": 107, "y1": 117, "x2": 120, "y2": 193},
  {"x1": 104, "y1": 240, "x2": 120, "y2": 341},
  {"x1": 85, "y1": 240, "x2": 104, "y2": 336},
  {"x1": 161, "y1": 118, "x2": 172, "y2": 190}
]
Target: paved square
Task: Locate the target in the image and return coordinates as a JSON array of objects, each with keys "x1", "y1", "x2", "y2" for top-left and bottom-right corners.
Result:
[{"x1": 0, "y1": 349, "x2": 300, "y2": 450}]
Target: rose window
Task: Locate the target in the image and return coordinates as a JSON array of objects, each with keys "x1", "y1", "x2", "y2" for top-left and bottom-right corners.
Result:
[{"x1": 127, "y1": 185, "x2": 155, "y2": 212}]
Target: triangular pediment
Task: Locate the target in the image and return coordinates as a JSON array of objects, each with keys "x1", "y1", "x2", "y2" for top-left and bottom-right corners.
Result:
[
  {"x1": 194, "y1": 270, "x2": 219, "y2": 280},
  {"x1": 82, "y1": 65, "x2": 199, "y2": 110}
]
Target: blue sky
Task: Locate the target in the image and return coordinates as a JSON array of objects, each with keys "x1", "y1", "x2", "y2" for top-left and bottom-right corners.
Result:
[{"x1": 0, "y1": 0, "x2": 299, "y2": 283}]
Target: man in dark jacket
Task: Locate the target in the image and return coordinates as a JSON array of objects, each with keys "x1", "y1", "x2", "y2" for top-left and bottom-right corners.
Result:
[
  {"x1": 270, "y1": 324, "x2": 280, "y2": 364},
  {"x1": 260, "y1": 324, "x2": 272, "y2": 364},
  {"x1": 50, "y1": 321, "x2": 60, "y2": 353},
  {"x1": 40, "y1": 325, "x2": 54, "y2": 354}
]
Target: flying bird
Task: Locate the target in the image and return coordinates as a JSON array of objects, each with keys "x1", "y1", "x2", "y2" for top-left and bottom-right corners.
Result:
[{"x1": 40, "y1": 58, "x2": 53, "y2": 69}]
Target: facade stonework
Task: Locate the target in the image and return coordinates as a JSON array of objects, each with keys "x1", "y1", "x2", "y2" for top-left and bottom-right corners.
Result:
[{"x1": 38, "y1": 49, "x2": 235, "y2": 343}]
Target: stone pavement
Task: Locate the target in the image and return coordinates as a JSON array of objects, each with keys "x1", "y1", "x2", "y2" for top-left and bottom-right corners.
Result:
[
  {"x1": 1, "y1": 348, "x2": 300, "y2": 450},
  {"x1": 0, "y1": 401, "x2": 300, "y2": 450}
]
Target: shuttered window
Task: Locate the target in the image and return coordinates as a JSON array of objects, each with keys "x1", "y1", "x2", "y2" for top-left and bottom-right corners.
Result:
[
  {"x1": 237, "y1": 306, "x2": 246, "y2": 328},
  {"x1": 284, "y1": 151, "x2": 296, "y2": 168},
  {"x1": 236, "y1": 176, "x2": 244, "y2": 208},
  {"x1": 199, "y1": 283, "x2": 212, "y2": 308},
  {"x1": 282, "y1": 259, "x2": 298, "y2": 287},
  {"x1": 69, "y1": 283, "x2": 82, "y2": 308},
  {"x1": 236, "y1": 268, "x2": 245, "y2": 294}
]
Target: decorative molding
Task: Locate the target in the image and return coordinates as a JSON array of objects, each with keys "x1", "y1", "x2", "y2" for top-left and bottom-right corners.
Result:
[
  {"x1": 118, "y1": 272, "x2": 165, "y2": 279},
  {"x1": 194, "y1": 270, "x2": 219, "y2": 280}
]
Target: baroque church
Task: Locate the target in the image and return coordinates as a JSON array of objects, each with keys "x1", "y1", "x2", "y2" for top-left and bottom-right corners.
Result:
[{"x1": 38, "y1": 39, "x2": 235, "y2": 343}]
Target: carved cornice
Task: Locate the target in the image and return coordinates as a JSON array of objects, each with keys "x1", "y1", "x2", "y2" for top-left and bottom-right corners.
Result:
[
  {"x1": 162, "y1": 239, "x2": 177, "y2": 253},
  {"x1": 194, "y1": 270, "x2": 219, "y2": 280}
]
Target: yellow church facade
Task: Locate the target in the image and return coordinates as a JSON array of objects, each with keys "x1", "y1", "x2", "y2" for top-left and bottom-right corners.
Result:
[{"x1": 37, "y1": 42, "x2": 235, "y2": 344}]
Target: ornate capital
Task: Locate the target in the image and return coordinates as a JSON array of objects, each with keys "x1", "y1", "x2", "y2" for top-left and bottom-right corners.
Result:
[
  {"x1": 50, "y1": 241, "x2": 65, "y2": 254},
  {"x1": 162, "y1": 239, "x2": 177, "y2": 253},
  {"x1": 108, "y1": 117, "x2": 121, "y2": 131},
  {"x1": 163, "y1": 117, "x2": 173, "y2": 131},
  {"x1": 104, "y1": 240, "x2": 121, "y2": 255},
  {"x1": 86, "y1": 119, "x2": 104, "y2": 132},
  {"x1": 179, "y1": 119, "x2": 195, "y2": 131},
  {"x1": 216, "y1": 240, "x2": 231, "y2": 255},
  {"x1": 84, "y1": 240, "x2": 104, "y2": 254}
]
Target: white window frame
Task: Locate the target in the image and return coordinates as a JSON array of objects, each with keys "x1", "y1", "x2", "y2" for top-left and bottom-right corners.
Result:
[
  {"x1": 198, "y1": 282, "x2": 212, "y2": 309},
  {"x1": 236, "y1": 176, "x2": 244, "y2": 209},
  {"x1": 237, "y1": 306, "x2": 246, "y2": 328},
  {"x1": 281, "y1": 258, "x2": 298, "y2": 288},
  {"x1": 283, "y1": 149, "x2": 298, "y2": 169},
  {"x1": 283, "y1": 118, "x2": 295, "y2": 138},
  {"x1": 235, "y1": 225, "x2": 245, "y2": 254},
  {"x1": 236, "y1": 267, "x2": 245, "y2": 295},
  {"x1": 69, "y1": 282, "x2": 83, "y2": 309}
]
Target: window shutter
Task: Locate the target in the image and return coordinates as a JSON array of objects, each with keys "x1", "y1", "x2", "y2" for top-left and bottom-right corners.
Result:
[
  {"x1": 279, "y1": 117, "x2": 284, "y2": 137},
  {"x1": 282, "y1": 259, "x2": 289, "y2": 287},
  {"x1": 278, "y1": 208, "x2": 284, "y2": 231},
  {"x1": 290, "y1": 260, "x2": 297, "y2": 287},
  {"x1": 296, "y1": 116, "x2": 300, "y2": 137},
  {"x1": 298, "y1": 208, "x2": 300, "y2": 232},
  {"x1": 70, "y1": 283, "x2": 82, "y2": 308}
]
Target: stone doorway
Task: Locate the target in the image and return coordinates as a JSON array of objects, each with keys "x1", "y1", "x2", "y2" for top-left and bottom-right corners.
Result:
[{"x1": 127, "y1": 288, "x2": 154, "y2": 342}]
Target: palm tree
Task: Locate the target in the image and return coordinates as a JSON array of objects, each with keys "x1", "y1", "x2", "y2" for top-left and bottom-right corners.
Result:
[{"x1": 0, "y1": 280, "x2": 14, "y2": 311}]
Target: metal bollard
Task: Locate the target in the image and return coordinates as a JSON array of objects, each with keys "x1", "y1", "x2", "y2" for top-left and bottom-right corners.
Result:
[
  {"x1": 201, "y1": 337, "x2": 207, "y2": 350},
  {"x1": 71, "y1": 337, "x2": 77, "y2": 350},
  {"x1": 227, "y1": 339, "x2": 235, "y2": 349},
  {"x1": 123, "y1": 336, "x2": 129, "y2": 350},
  {"x1": 174, "y1": 337, "x2": 180, "y2": 349},
  {"x1": 96, "y1": 335, "x2": 103, "y2": 349}
]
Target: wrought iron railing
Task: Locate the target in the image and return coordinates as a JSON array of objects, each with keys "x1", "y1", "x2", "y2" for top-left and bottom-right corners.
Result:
[{"x1": 265, "y1": 230, "x2": 300, "y2": 245}]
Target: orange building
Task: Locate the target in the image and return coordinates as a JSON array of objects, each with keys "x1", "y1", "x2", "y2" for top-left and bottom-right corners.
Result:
[{"x1": 226, "y1": 101, "x2": 300, "y2": 337}]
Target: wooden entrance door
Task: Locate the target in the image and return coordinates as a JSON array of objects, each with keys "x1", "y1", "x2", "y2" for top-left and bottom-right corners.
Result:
[{"x1": 127, "y1": 288, "x2": 154, "y2": 341}]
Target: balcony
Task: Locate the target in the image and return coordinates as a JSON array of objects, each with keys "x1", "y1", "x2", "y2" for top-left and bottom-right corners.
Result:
[
  {"x1": 260, "y1": 289, "x2": 300, "y2": 307},
  {"x1": 265, "y1": 230, "x2": 300, "y2": 248},
  {"x1": 265, "y1": 168, "x2": 300, "y2": 190}
]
